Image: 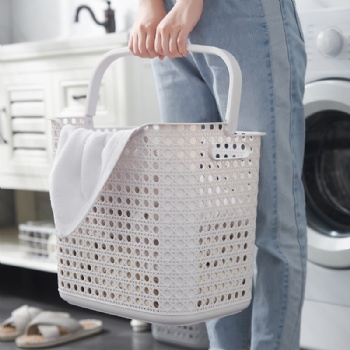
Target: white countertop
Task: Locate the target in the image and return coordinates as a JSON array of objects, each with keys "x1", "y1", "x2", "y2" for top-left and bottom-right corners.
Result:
[{"x1": 0, "y1": 32, "x2": 129, "y2": 61}]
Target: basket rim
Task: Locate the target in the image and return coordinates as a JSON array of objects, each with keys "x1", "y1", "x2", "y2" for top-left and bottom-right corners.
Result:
[{"x1": 51, "y1": 119, "x2": 266, "y2": 136}]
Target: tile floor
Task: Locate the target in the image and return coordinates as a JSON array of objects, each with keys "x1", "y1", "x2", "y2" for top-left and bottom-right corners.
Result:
[{"x1": 0, "y1": 265, "x2": 185, "y2": 350}]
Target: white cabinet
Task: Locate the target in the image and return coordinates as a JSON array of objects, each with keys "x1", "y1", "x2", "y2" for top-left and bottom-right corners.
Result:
[
  {"x1": 0, "y1": 73, "x2": 53, "y2": 190},
  {"x1": 0, "y1": 34, "x2": 161, "y2": 272},
  {"x1": 0, "y1": 33, "x2": 161, "y2": 191}
]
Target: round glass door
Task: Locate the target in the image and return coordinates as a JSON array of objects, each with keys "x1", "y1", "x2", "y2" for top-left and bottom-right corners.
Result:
[{"x1": 303, "y1": 110, "x2": 350, "y2": 236}]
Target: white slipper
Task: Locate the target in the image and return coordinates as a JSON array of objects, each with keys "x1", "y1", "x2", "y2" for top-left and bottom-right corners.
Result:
[
  {"x1": 15, "y1": 311, "x2": 103, "y2": 348},
  {"x1": 0, "y1": 305, "x2": 42, "y2": 341}
]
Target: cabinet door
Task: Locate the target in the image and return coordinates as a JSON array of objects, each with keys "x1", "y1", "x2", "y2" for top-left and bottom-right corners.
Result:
[
  {"x1": 52, "y1": 58, "x2": 161, "y2": 129},
  {"x1": 0, "y1": 73, "x2": 52, "y2": 191},
  {"x1": 52, "y1": 68, "x2": 116, "y2": 128}
]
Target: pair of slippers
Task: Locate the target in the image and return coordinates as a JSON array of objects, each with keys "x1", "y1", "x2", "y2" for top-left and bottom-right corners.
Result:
[{"x1": 0, "y1": 305, "x2": 102, "y2": 348}]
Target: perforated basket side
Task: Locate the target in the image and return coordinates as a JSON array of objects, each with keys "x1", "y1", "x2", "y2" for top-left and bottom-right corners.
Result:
[
  {"x1": 55, "y1": 119, "x2": 262, "y2": 324},
  {"x1": 152, "y1": 323, "x2": 209, "y2": 349}
]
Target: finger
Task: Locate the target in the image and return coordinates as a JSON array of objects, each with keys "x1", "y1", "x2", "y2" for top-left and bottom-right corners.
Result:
[
  {"x1": 169, "y1": 26, "x2": 182, "y2": 57},
  {"x1": 158, "y1": 29, "x2": 175, "y2": 59},
  {"x1": 138, "y1": 29, "x2": 152, "y2": 58},
  {"x1": 154, "y1": 29, "x2": 164, "y2": 58},
  {"x1": 145, "y1": 30, "x2": 158, "y2": 58},
  {"x1": 155, "y1": 27, "x2": 169, "y2": 60},
  {"x1": 132, "y1": 32, "x2": 141, "y2": 56},
  {"x1": 161, "y1": 31, "x2": 173, "y2": 58},
  {"x1": 128, "y1": 33, "x2": 134, "y2": 54},
  {"x1": 177, "y1": 30, "x2": 188, "y2": 56}
]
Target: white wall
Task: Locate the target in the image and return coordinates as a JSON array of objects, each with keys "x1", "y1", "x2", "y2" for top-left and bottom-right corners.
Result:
[
  {"x1": 0, "y1": 0, "x2": 11, "y2": 44},
  {"x1": 11, "y1": 0, "x2": 63, "y2": 43},
  {"x1": 3, "y1": 0, "x2": 137, "y2": 44}
]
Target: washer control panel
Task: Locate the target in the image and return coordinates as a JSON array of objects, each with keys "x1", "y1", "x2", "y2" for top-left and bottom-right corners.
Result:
[{"x1": 298, "y1": 7, "x2": 350, "y2": 81}]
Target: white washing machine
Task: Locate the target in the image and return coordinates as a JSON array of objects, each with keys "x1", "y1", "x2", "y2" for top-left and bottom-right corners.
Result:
[{"x1": 297, "y1": 7, "x2": 350, "y2": 350}]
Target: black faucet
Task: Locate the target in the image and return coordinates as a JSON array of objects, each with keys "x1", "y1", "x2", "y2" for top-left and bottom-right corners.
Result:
[{"x1": 75, "y1": 1, "x2": 116, "y2": 33}]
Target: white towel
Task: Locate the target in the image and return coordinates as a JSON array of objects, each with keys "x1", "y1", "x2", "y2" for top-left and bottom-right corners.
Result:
[{"x1": 49, "y1": 124, "x2": 141, "y2": 237}]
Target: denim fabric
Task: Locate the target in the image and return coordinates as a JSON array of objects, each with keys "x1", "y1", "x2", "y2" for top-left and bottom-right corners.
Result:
[{"x1": 152, "y1": 0, "x2": 307, "y2": 349}]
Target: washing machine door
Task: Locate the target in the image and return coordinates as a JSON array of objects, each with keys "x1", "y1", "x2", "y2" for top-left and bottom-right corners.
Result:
[{"x1": 303, "y1": 80, "x2": 350, "y2": 268}]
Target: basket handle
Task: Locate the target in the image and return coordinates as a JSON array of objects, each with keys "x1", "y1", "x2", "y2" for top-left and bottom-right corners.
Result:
[{"x1": 85, "y1": 44, "x2": 242, "y2": 134}]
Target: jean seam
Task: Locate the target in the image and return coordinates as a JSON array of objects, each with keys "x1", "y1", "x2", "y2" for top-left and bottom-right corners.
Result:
[
  {"x1": 283, "y1": 6, "x2": 307, "y2": 350},
  {"x1": 275, "y1": 2, "x2": 293, "y2": 350},
  {"x1": 278, "y1": 1, "x2": 307, "y2": 349},
  {"x1": 259, "y1": 0, "x2": 292, "y2": 349}
]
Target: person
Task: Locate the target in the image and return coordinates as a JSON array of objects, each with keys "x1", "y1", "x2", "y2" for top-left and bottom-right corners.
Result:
[{"x1": 129, "y1": 0, "x2": 307, "y2": 349}]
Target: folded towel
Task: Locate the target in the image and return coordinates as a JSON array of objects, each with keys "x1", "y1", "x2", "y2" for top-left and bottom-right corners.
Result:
[{"x1": 49, "y1": 124, "x2": 141, "y2": 237}]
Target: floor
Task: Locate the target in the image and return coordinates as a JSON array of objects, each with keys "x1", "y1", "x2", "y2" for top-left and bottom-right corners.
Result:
[{"x1": 0, "y1": 265, "x2": 185, "y2": 350}]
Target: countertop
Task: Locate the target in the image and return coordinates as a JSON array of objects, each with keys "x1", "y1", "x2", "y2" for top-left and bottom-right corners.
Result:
[{"x1": 0, "y1": 32, "x2": 129, "y2": 61}]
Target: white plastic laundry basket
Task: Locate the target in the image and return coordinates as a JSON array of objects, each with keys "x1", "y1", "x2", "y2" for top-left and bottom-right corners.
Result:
[
  {"x1": 152, "y1": 323, "x2": 209, "y2": 349},
  {"x1": 52, "y1": 45, "x2": 264, "y2": 325}
]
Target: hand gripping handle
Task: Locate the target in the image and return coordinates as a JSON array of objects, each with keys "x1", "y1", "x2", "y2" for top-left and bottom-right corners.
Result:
[{"x1": 84, "y1": 44, "x2": 242, "y2": 134}]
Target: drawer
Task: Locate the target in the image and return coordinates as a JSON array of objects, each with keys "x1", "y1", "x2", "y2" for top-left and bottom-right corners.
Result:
[
  {"x1": 62, "y1": 81, "x2": 105, "y2": 111},
  {"x1": 53, "y1": 68, "x2": 117, "y2": 128}
]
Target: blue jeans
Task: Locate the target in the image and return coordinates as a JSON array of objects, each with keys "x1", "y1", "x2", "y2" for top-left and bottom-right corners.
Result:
[{"x1": 152, "y1": 0, "x2": 307, "y2": 349}]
